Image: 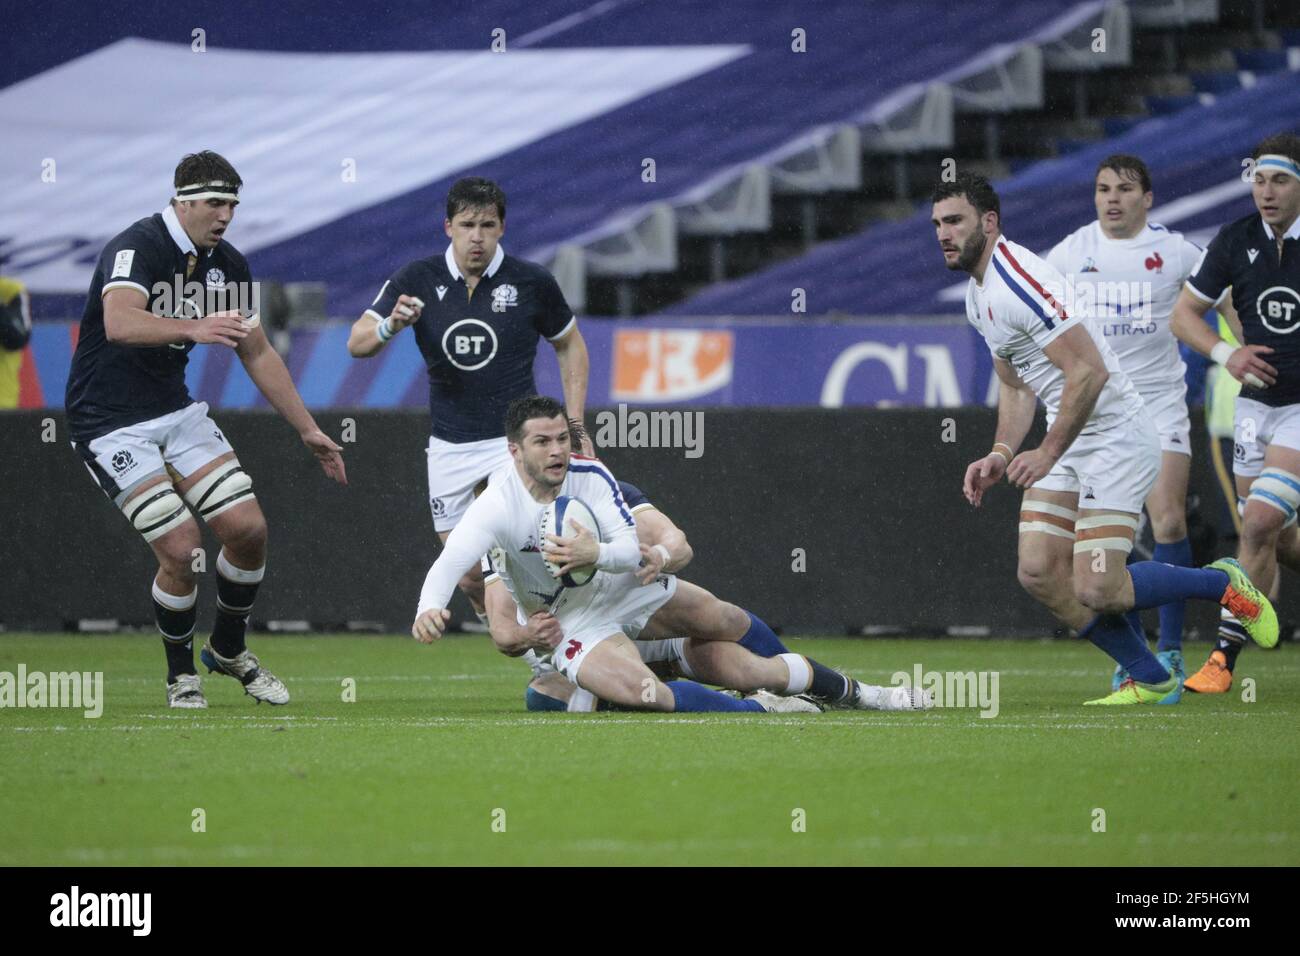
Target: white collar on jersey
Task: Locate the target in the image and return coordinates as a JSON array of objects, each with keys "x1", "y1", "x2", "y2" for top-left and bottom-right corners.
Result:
[
  {"x1": 1259, "y1": 214, "x2": 1300, "y2": 243},
  {"x1": 161, "y1": 204, "x2": 199, "y2": 256},
  {"x1": 445, "y1": 243, "x2": 505, "y2": 282},
  {"x1": 1092, "y1": 220, "x2": 1157, "y2": 245}
]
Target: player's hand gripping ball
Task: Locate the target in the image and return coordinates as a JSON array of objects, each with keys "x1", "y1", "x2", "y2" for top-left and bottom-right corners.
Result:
[{"x1": 539, "y1": 496, "x2": 600, "y2": 587}]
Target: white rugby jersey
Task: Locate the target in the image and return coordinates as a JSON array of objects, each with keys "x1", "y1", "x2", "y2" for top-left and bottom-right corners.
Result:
[
  {"x1": 1046, "y1": 221, "x2": 1205, "y2": 392},
  {"x1": 416, "y1": 455, "x2": 641, "y2": 619},
  {"x1": 966, "y1": 236, "x2": 1144, "y2": 433}
]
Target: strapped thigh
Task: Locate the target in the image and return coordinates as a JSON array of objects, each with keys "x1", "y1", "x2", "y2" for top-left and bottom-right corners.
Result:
[
  {"x1": 1073, "y1": 512, "x2": 1138, "y2": 555},
  {"x1": 183, "y1": 459, "x2": 254, "y2": 522}
]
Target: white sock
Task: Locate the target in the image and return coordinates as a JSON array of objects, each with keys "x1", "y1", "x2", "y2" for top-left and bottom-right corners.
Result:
[
  {"x1": 777, "y1": 653, "x2": 812, "y2": 694},
  {"x1": 856, "y1": 684, "x2": 885, "y2": 709}
]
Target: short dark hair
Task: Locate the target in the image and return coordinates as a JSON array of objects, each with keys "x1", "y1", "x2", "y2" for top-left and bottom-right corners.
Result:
[
  {"x1": 173, "y1": 150, "x2": 242, "y2": 192},
  {"x1": 931, "y1": 173, "x2": 1000, "y2": 223},
  {"x1": 447, "y1": 177, "x2": 506, "y2": 222},
  {"x1": 1252, "y1": 133, "x2": 1300, "y2": 165},
  {"x1": 1096, "y1": 153, "x2": 1151, "y2": 193},
  {"x1": 505, "y1": 395, "x2": 566, "y2": 443}
]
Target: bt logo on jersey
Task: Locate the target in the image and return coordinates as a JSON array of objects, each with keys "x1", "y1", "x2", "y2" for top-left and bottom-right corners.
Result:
[
  {"x1": 440, "y1": 318, "x2": 499, "y2": 370},
  {"x1": 1258, "y1": 287, "x2": 1300, "y2": 335}
]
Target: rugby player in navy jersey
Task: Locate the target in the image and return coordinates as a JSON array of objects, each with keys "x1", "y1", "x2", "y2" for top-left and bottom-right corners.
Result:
[
  {"x1": 65, "y1": 151, "x2": 347, "y2": 708},
  {"x1": 1171, "y1": 133, "x2": 1300, "y2": 692},
  {"x1": 348, "y1": 178, "x2": 590, "y2": 625}
]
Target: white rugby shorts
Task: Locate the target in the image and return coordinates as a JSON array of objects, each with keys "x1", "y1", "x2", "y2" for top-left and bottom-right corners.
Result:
[
  {"x1": 1137, "y1": 382, "x2": 1192, "y2": 457},
  {"x1": 1233, "y1": 396, "x2": 1300, "y2": 479},
  {"x1": 550, "y1": 573, "x2": 679, "y2": 682},
  {"x1": 1031, "y1": 405, "x2": 1161, "y2": 513},
  {"x1": 426, "y1": 434, "x2": 512, "y2": 532},
  {"x1": 72, "y1": 401, "x2": 234, "y2": 505}
]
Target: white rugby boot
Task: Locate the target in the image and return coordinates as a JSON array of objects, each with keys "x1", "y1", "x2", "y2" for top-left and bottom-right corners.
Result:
[
  {"x1": 200, "y1": 642, "x2": 290, "y2": 705},
  {"x1": 853, "y1": 682, "x2": 933, "y2": 711},
  {"x1": 747, "y1": 689, "x2": 823, "y2": 713},
  {"x1": 166, "y1": 673, "x2": 208, "y2": 709}
]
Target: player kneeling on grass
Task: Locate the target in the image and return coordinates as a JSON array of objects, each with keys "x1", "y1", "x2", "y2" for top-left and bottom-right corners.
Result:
[
  {"x1": 64, "y1": 151, "x2": 348, "y2": 709},
  {"x1": 413, "y1": 396, "x2": 912, "y2": 714},
  {"x1": 485, "y1": 477, "x2": 928, "y2": 713}
]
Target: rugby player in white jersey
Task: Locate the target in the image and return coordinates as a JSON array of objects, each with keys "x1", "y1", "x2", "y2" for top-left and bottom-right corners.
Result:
[
  {"x1": 1171, "y1": 133, "x2": 1300, "y2": 692},
  {"x1": 1047, "y1": 154, "x2": 1225, "y2": 698},
  {"x1": 412, "y1": 396, "x2": 901, "y2": 713},
  {"x1": 932, "y1": 173, "x2": 1278, "y2": 704},
  {"x1": 484, "y1": 474, "x2": 928, "y2": 713}
]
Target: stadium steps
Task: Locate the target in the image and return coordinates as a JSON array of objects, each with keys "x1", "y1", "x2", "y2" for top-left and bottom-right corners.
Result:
[
  {"x1": 646, "y1": 0, "x2": 1300, "y2": 318},
  {"x1": 584, "y1": 1, "x2": 1300, "y2": 316}
]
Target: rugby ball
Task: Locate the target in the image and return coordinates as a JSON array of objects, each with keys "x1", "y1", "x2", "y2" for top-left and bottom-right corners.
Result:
[{"x1": 538, "y1": 496, "x2": 601, "y2": 587}]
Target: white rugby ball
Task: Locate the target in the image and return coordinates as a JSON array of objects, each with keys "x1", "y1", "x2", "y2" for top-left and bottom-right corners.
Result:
[{"x1": 538, "y1": 495, "x2": 601, "y2": 587}]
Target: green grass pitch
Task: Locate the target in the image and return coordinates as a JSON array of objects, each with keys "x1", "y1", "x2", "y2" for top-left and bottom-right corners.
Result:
[{"x1": 1, "y1": 633, "x2": 1297, "y2": 866}]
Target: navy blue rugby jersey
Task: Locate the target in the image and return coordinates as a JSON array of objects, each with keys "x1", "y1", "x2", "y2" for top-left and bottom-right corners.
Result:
[
  {"x1": 366, "y1": 244, "x2": 575, "y2": 442},
  {"x1": 1188, "y1": 212, "x2": 1300, "y2": 407},
  {"x1": 65, "y1": 206, "x2": 251, "y2": 442}
]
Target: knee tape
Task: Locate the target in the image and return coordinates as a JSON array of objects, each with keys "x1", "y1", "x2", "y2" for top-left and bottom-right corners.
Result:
[
  {"x1": 122, "y1": 483, "x2": 191, "y2": 542},
  {"x1": 1246, "y1": 469, "x2": 1300, "y2": 527},
  {"x1": 184, "y1": 460, "x2": 254, "y2": 521}
]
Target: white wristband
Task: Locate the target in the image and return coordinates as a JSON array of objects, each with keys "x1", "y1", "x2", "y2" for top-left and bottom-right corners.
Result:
[
  {"x1": 376, "y1": 317, "x2": 394, "y2": 343},
  {"x1": 652, "y1": 543, "x2": 672, "y2": 566},
  {"x1": 1210, "y1": 341, "x2": 1236, "y2": 366}
]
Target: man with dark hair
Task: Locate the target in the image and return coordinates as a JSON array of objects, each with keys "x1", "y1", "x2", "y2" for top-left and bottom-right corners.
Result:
[
  {"x1": 65, "y1": 149, "x2": 347, "y2": 708},
  {"x1": 411, "y1": 396, "x2": 911, "y2": 714},
  {"x1": 933, "y1": 174, "x2": 1277, "y2": 705},
  {"x1": 1171, "y1": 132, "x2": 1300, "y2": 692},
  {"x1": 1046, "y1": 153, "x2": 1226, "y2": 698},
  {"x1": 348, "y1": 177, "x2": 590, "y2": 627},
  {"x1": 486, "y1": 474, "x2": 928, "y2": 714}
]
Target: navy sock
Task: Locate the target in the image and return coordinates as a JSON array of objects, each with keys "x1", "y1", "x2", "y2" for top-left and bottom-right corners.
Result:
[
  {"x1": 667, "y1": 680, "x2": 764, "y2": 712},
  {"x1": 210, "y1": 554, "x2": 263, "y2": 658},
  {"x1": 807, "y1": 661, "x2": 858, "y2": 704},
  {"x1": 1081, "y1": 613, "x2": 1170, "y2": 684},
  {"x1": 1153, "y1": 538, "x2": 1192, "y2": 651},
  {"x1": 153, "y1": 581, "x2": 197, "y2": 682},
  {"x1": 1128, "y1": 561, "x2": 1227, "y2": 609},
  {"x1": 737, "y1": 610, "x2": 790, "y2": 657},
  {"x1": 1123, "y1": 552, "x2": 1145, "y2": 641},
  {"x1": 1216, "y1": 620, "x2": 1248, "y2": 671}
]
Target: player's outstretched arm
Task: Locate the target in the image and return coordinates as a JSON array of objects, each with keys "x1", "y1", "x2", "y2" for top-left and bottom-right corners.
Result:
[
  {"x1": 346, "y1": 294, "x2": 423, "y2": 358},
  {"x1": 414, "y1": 516, "x2": 499, "y2": 642},
  {"x1": 234, "y1": 320, "x2": 347, "y2": 484},
  {"x1": 1170, "y1": 287, "x2": 1275, "y2": 387},
  {"x1": 104, "y1": 288, "x2": 248, "y2": 349},
  {"x1": 963, "y1": 358, "x2": 1034, "y2": 507}
]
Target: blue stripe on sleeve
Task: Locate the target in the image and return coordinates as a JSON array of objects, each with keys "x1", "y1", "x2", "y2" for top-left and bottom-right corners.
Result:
[
  {"x1": 992, "y1": 256, "x2": 1054, "y2": 330},
  {"x1": 570, "y1": 463, "x2": 634, "y2": 526}
]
